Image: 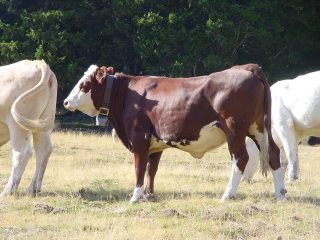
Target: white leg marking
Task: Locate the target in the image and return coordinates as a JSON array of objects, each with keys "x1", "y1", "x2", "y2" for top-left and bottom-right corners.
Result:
[
  {"x1": 221, "y1": 157, "x2": 242, "y2": 201},
  {"x1": 272, "y1": 168, "x2": 287, "y2": 200},
  {"x1": 130, "y1": 186, "x2": 148, "y2": 203},
  {"x1": 287, "y1": 146, "x2": 299, "y2": 182}
]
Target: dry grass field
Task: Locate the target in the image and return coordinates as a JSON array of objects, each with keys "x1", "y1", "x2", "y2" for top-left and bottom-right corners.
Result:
[{"x1": 1, "y1": 131, "x2": 320, "y2": 239}]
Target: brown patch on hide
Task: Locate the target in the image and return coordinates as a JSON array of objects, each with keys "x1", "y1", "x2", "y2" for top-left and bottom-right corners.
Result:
[{"x1": 48, "y1": 76, "x2": 53, "y2": 88}]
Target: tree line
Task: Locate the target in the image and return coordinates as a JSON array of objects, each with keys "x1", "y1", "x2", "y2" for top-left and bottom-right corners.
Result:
[{"x1": 1, "y1": 0, "x2": 319, "y2": 102}]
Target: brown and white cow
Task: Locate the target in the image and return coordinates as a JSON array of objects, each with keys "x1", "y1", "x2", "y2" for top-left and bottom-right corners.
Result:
[
  {"x1": 0, "y1": 60, "x2": 58, "y2": 196},
  {"x1": 64, "y1": 64, "x2": 286, "y2": 202}
]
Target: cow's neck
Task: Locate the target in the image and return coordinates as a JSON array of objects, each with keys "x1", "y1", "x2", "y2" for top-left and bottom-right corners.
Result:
[{"x1": 108, "y1": 73, "x2": 133, "y2": 152}]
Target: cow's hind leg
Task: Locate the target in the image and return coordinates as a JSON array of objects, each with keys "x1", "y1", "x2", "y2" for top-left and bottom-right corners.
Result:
[
  {"x1": 221, "y1": 119, "x2": 249, "y2": 201},
  {"x1": 267, "y1": 138, "x2": 287, "y2": 199},
  {"x1": 26, "y1": 131, "x2": 53, "y2": 195},
  {"x1": 1, "y1": 125, "x2": 32, "y2": 196},
  {"x1": 273, "y1": 123, "x2": 298, "y2": 182},
  {"x1": 222, "y1": 140, "x2": 249, "y2": 201},
  {"x1": 249, "y1": 125, "x2": 286, "y2": 199},
  {"x1": 144, "y1": 151, "x2": 162, "y2": 201}
]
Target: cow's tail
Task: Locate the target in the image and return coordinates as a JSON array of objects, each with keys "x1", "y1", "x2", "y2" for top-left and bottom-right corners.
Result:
[
  {"x1": 11, "y1": 60, "x2": 55, "y2": 132},
  {"x1": 252, "y1": 67, "x2": 273, "y2": 177}
]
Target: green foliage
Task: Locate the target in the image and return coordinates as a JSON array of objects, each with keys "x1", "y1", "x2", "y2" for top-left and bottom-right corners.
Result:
[{"x1": 0, "y1": 0, "x2": 319, "y2": 97}]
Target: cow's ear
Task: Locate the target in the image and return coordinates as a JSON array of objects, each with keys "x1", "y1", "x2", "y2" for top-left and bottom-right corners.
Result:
[
  {"x1": 95, "y1": 66, "x2": 108, "y2": 84},
  {"x1": 106, "y1": 67, "x2": 114, "y2": 75}
]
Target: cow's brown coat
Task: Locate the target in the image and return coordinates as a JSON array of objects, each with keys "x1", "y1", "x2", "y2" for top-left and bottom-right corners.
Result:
[
  {"x1": 65, "y1": 64, "x2": 284, "y2": 201},
  {"x1": 87, "y1": 64, "x2": 280, "y2": 199}
]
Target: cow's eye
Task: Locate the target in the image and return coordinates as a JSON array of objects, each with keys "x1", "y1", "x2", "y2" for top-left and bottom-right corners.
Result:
[{"x1": 79, "y1": 81, "x2": 91, "y2": 93}]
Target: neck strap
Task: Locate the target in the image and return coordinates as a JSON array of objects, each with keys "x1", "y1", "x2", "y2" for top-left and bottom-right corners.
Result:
[{"x1": 99, "y1": 75, "x2": 114, "y2": 116}]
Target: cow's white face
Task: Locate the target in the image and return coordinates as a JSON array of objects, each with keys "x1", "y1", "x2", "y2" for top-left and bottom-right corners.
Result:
[{"x1": 64, "y1": 65, "x2": 99, "y2": 117}]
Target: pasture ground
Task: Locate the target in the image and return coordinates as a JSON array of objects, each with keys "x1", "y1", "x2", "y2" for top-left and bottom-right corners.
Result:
[{"x1": 1, "y1": 131, "x2": 320, "y2": 239}]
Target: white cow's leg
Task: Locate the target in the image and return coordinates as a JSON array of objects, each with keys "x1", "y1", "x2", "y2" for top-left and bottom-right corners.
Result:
[
  {"x1": 26, "y1": 131, "x2": 53, "y2": 194},
  {"x1": 1, "y1": 126, "x2": 32, "y2": 196},
  {"x1": 242, "y1": 137, "x2": 259, "y2": 182},
  {"x1": 272, "y1": 102, "x2": 298, "y2": 182},
  {"x1": 280, "y1": 146, "x2": 288, "y2": 174},
  {"x1": 286, "y1": 146, "x2": 299, "y2": 182},
  {"x1": 221, "y1": 157, "x2": 243, "y2": 201},
  {"x1": 111, "y1": 128, "x2": 117, "y2": 143},
  {"x1": 275, "y1": 128, "x2": 298, "y2": 182}
]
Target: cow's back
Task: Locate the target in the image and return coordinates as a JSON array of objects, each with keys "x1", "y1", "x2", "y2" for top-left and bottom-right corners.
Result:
[
  {"x1": 272, "y1": 71, "x2": 320, "y2": 129},
  {"x1": 124, "y1": 68, "x2": 265, "y2": 155},
  {"x1": 0, "y1": 60, "x2": 57, "y2": 132},
  {"x1": 0, "y1": 60, "x2": 42, "y2": 114}
]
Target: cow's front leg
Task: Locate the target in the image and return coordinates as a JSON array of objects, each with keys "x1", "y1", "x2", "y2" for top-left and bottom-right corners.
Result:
[
  {"x1": 130, "y1": 133, "x2": 151, "y2": 203},
  {"x1": 274, "y1": 126, "x2": 298, "y2": 182},
  {"x1": 144, "y1": 151, "x2": 162, "y2": 201}
]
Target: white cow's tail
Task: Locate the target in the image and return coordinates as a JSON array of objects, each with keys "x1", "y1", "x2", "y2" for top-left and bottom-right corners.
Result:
[
  {"x1": 260, "y1": 122, "x2": 270, "y2": 177},
  {"x1": 11, "y1": 60, "x2": 54, "y2": 132}
]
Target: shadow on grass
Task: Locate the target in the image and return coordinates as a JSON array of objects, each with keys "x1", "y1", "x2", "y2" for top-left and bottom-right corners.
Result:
[
  {"x1": 22, "y1": 185, "x2": 320, "y2": 205},
  {"x1": 35, "y1": 188, "x2": 248, "y2": 203},
  {"x1": 286, "y1": 195, "x2": 320, "y2": 205}
]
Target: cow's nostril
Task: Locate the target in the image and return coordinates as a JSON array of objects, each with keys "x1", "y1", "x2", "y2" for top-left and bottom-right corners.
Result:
[{"x1": 63, "y1": 101, "x2": 68, "y2": 106}]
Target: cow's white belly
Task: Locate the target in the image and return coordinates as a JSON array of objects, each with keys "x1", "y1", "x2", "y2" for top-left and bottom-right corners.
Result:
[{"x1": 149, "y1": 122, "x2": 227, "y2": 158}]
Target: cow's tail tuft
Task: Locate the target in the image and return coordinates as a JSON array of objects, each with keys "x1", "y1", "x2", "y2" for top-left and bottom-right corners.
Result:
[{"x1": 11, "y1": 60, "x2": 55, "y2": 132}]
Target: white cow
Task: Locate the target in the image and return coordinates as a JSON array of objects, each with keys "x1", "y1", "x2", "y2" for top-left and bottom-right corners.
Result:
[
  {"x1": 244, "y1": 71, "x2": 320, "y2": 182},
  {"x1": 0, "y1": 60, "x2": 58, "y2": 196}
]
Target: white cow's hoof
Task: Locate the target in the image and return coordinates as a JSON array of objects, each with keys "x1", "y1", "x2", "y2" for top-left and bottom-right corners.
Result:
[
  {"x1": 275, "y1": 189, "x2": 287, "y2": 200},
  {"x1": 130, "y1": 198, "x2": 139, "y2": 204},
  {"x1": 220, "y1": 194, "x2": 236, "y2": 202}
]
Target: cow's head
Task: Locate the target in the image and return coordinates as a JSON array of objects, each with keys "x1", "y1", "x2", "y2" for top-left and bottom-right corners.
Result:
[{"x1": 63, "y1": 65, "x2": 114, "y2": 117}]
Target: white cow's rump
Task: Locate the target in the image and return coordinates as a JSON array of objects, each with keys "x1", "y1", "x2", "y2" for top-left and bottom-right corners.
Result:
[
  {"x1": 0, "y1": 60, "x2": 58, "y2": 196},
  {"x1": 244, "y1": 71, "x2": 320, "y2": 182}
]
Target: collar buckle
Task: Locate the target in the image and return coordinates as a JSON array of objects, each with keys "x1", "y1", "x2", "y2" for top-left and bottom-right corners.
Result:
[{"x1": 99, "y1": 107, "x2": 109, "y2": 116}]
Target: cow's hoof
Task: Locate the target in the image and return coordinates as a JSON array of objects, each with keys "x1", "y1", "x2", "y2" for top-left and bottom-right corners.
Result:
[
  {"x1": 287, "y1": 178, "x2": 297, "y2": 183},
  {"x1": 142, "y1": 193, "x2": 156, "y2": 202},
  {"x1": 129, "y1": 198, "x2": 139, "y2": 204},
  {"x1": 26, "y1": 187, "x2": 40, "y2": 196},
  {"x1": 220, "y1": 194, "x2": 236, "y2": 202},
  {"x1": 241, "y1": 176, "x2": 252, "y2": 183},
  {"x1": 275, "y1": 189, "x2": 287, "y2": 200}
]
